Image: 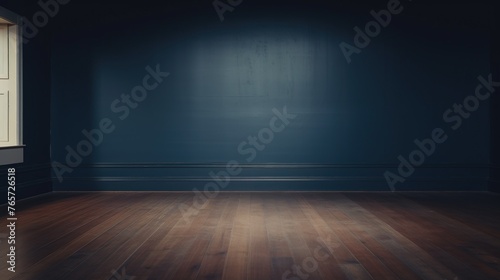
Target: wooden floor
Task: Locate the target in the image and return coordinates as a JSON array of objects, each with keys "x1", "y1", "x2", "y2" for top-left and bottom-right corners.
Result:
[{"x1": 1, "y1": 192, "x2": 500, "y2": 280}]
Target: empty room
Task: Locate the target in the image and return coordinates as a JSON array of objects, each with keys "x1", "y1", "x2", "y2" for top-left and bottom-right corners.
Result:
[{"x1": 1, "y1": 0, "x2": 499, "y2": 279}]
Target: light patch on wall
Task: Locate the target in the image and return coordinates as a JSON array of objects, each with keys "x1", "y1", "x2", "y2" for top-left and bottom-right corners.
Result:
[
  {"x1": 188, "y1": 30, "x2": 318, "y2": 99},
  {"x1": 184, "y1": 23, "x2": 335, "y2": 123}
]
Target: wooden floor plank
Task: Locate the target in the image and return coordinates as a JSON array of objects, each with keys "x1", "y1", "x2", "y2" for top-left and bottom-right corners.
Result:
[
  {"x1": 144, "y1": 194, "x2": 227, "y2": 279},
  {"x1": 247, "y1": 194, "x2": 272, "y2": 280},
  {"x1": 300, "y1": 193, "x2": 396, "y2": 280},
  {"x1": 1, "y1": 192, "x2": 499, "y2": 280},
  {"x1": 263, "y1": 194, "x2": 297, "y2": 280},
  {"x1": 109, "y1": 193, "x2": 193, "y2": 279},
  {"x1": 169, "y1": 194, "x2": 230, "y2": 280},
  {"x1": 196, "y1": 194, "x2": 239, "y2": 280},
  {"x1": 323, "y1": 193, "x2": 456, "y2": 280},
  {"x1": 6, "y1": 193, "x2": 158, "y2": 279},
  {"x1": 55, "y1": 194, "x2": 186, "y2": 280},
  {"x1": 282, "y1": 194, "x2": 350, "y2": 280},
  {"x1": 347, "y1": 193, "x2": 500, "y2": 279},
  {"x1": 311, "y1": 194, "x2": 421, "y2": 280},
  {"x1": 0, "y1": 193, "x2": 113, "y2": 272},
  {"x1": 221, "y1": 193, "x2": 251, "y2": 280}
]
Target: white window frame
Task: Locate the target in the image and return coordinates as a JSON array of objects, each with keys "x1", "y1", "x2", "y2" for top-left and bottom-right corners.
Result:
[{"x1": 0, "y1": 6, "x2": 23, "y2": 165}]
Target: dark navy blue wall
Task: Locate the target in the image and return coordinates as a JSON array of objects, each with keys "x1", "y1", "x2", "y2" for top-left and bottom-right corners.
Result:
[
  {"x1": 490, "y1": 14, "x2": 500, "y2": 193},
  {"x1": 0, "y1": 0, "x2": 52, "y2": 204},
  {"x1": 50, "y1": 0, "x2": 492, "y2": 191}
]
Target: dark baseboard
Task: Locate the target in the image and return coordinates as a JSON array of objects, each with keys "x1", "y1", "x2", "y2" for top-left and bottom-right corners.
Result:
[
  {"x1": 489, "y1": 181, "x2": 500, "y2": 193},
  {"x1": 0, "y1": 163, "x2": 52, "y2": 204},
  {"x1": 51, "y1": 162, "x2": 490, "y2": 192},
  {"x1": 489, "y1": 166, "x2": 500, "y2": 193}
]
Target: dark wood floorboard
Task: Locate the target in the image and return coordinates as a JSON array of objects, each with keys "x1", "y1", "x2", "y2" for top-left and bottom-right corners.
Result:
[{"x1": 1, "y1": 192, "x2": 499, "y2": 280}]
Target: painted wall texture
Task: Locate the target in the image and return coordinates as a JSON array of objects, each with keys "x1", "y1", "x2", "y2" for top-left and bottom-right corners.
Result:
[
  {"x1": 47, "y1": 0, "x2": 493, "y2": 191},
  {"x1": 490, "y1": 13, "x2": 500, "y2": 193}
]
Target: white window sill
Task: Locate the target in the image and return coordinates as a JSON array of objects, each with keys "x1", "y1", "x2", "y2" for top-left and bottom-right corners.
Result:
[{"x1": 0, "y1": 145, "x2": 24, "y2": 165}]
